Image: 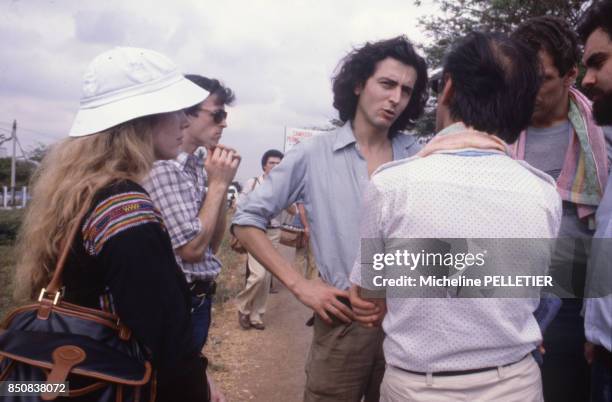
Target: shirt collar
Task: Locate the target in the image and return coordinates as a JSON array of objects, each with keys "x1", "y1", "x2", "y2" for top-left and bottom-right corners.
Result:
[
  {"x1": 436, "y1": 121, "x2": 469, "y2": 137},
  {"x1": 332, "y1": 121, "x2": 417, "y2": 155},
  {"x1": 332, "y1": 122, "x2": 357, "y2": 152},
  {"x1": 430, "y1": 122, "x2": 510, "y2": 156},
  {"x1": 176, "y1": 148, "x2": 205, "y2": 172}
]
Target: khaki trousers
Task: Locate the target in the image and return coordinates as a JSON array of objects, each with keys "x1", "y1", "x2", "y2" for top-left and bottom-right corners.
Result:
[
  {"x1": 380, "y1": 355, "x2": 543, "y2": 402},
  {"x1": 304, "y1": 315, "x2": 385, "y2": 402},
  {"x1": 294, "y1": 243, "x2": 318, "y2": 280},
  {"x1": 236, "y1": 228, "x2": 280, "y2": 325}
]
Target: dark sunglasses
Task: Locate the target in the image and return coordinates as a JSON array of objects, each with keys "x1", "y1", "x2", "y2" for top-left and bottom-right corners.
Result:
[{"x1": 199, "y1": 108, "x2": 227, "y2": 124}]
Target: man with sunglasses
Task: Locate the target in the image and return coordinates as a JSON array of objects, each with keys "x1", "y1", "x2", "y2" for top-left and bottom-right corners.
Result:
[{"x1": 145, "y1": 74, "x2": 239, "y2": 352}]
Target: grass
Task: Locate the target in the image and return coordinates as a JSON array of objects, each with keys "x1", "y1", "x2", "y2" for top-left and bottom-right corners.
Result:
[
  {"x1": 0, "y1": 245, "x2": 16, "y2": 320},
  {"x1": 0, "y1": 209, "x2": 23, "y2": 246},
  {"x1": 0, "y1": 209, "x2": 245, "y2": 321}
]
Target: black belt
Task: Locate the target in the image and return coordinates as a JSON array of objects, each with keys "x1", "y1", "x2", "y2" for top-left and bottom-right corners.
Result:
[
  {"x1": 189, "y1": 280, "x2": 216, "y2": 297},
  {"x1": 396, "y1": 354, "x2": 529, "y2": 377}
]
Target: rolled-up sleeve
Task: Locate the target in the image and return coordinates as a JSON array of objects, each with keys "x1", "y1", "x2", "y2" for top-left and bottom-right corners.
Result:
[
  {"x1": 145, "y1": 162, "x2": 203, "y2": 249},
  {"x1": 232, "y1": 144, "x2": 308, "y2": 232}
]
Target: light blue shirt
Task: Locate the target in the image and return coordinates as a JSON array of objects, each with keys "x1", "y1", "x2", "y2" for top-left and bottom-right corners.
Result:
[
  {"x1": 585, "y1": 171, "x2": 612, "y2": 351},
  {"x1": 232, "y1": 122, "x2": 421, "y2": 290}
]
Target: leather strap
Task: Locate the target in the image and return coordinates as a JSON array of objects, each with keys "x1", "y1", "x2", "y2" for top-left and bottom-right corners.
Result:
[
  {"x1": 45, "y1": 199, "x2": 94, "y2": 294},
  {"x1": 41, "y1": 345, "x2": 86, "y2": 400}
]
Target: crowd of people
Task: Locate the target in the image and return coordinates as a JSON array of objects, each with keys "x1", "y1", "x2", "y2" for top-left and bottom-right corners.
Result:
[{"x1": 9, "y1": 0, "x2": 612, "y2": 401}]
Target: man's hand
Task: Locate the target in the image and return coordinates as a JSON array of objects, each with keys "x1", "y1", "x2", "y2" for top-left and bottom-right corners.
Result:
[
  {"x1": 292, "y1": 277, "x2": 355, "y2": 324},
  {"x1": 205, "y1": 144, "x2": 241, "y2": 188},
  {"x1": 348, "y1": 284, "x2": 386, "y2": 328}
]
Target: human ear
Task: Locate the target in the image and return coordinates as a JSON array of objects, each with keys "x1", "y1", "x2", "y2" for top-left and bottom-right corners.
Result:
[
  {"x1": 354, "y1": 83, "x2": 363, "y2": 96},
  {"x1": 439, "y1": 75, "x2": 454, "y2": 106},
  {"x1": 564, "y1": 66, "x2": 578, "y2": 87}
]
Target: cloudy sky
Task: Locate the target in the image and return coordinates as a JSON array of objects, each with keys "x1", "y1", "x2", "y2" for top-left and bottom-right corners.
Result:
[{"x1": 0, "y1": 0, "x2": 439, "y2": 182}]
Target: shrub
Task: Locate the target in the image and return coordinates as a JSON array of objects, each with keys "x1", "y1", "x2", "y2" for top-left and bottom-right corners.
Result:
[{"x1": 0, "y1": 209, "x2": 23, "y2": 246}]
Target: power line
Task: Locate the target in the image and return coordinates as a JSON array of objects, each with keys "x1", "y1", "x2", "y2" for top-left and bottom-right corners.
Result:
[
  {"x1": 15, "y1": 134, "x2": 29, "y2": 161},
  {"x1": 0, "y1": 120, "x2": 60, "y2": 140}
]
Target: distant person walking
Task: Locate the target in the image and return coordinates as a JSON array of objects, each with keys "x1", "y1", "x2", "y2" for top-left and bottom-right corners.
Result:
[{"x1": 236, "y1": 149, "x2": 287, "y2": 330}]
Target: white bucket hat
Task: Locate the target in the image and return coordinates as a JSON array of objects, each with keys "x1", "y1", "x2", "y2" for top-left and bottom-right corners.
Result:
[{"x1": 69, "y1": 47, "x2": 209, "y2": 137}]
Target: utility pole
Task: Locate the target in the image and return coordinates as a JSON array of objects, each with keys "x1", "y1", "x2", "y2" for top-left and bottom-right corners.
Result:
[{"x1": 10, "y1": 120, "x2": 16, "y2": 207}]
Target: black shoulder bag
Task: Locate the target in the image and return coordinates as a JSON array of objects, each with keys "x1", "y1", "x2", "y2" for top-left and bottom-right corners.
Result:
[{"x1": 0, "y1": 208, "x2": 155, "y2": 401}]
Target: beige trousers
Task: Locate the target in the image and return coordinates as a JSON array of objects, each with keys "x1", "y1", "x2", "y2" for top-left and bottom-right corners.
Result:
[
  {"x1": 236, "y1": 228, "x2": 280, "y2": 325},
  {"x1": 294, "y1": 243, "x2": 318, "y2": 280},
  {"x1": 380, "y1": 355, "x2": 543, "y2": 402}
]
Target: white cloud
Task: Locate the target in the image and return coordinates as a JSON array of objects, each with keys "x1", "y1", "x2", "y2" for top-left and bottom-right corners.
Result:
[{"x1": 0, "y1": 0, "x2": 440, "y2": 180}]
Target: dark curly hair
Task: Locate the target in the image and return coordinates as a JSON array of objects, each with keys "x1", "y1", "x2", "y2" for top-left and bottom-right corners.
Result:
[
  {"x1": 183, "y1": 74, "x2": 235, "y2": 116},
  {"x1": 511, "y1": 16, "x2": 579, "y2": 77},
  {"x1": 332, "y1": 36, "x2": 428, "y2": 136},
  {"x1": 577, "y1": 0, "x2": 612, "y2": 42}
]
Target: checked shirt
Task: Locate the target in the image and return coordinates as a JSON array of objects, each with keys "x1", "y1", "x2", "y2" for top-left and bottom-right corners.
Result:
[{"x1": 144, "y1": 148, "x2": 222, "y2": 283}]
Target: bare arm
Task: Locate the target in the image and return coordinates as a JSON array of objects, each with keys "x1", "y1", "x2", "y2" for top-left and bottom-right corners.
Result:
[
  {"x1": 234, "y1": 225, "x2": 354, "y2": 324},
  {"x1": 177, "y1": 146, "x2": 240, "y2": 263}
]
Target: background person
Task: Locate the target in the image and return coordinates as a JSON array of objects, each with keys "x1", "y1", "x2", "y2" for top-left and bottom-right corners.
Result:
[
  {"x1": 512, "y1": 17, "x2": 611, "y2": 402},
  {"x1": 577, "y1": 1, "x2": 612, "y2": 400},
  {"x1": 236, "y1": 149, "x2": 286, "y2": 330}
]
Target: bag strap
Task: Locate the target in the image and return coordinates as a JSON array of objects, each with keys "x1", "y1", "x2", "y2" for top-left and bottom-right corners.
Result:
[{"x1": 44, "y1": 199, "x2": 93, "y2": 295}]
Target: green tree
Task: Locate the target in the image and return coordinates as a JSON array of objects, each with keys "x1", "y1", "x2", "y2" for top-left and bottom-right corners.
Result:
[
  {"x1": 411, "y1": 0, "x2": 589, "y2": 137},
  {"x1": 27, "y1": 142, "x2": 48, "y2": 163},
  {"x1": 416, "y1": 0, "x2": 588, "y2": 68},
  {"x1": 0, "y1": 158, "x2": 37, "y2": 188}
]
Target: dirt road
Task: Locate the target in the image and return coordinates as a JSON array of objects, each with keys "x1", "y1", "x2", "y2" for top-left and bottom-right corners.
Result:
[{"x1": 205, "y1": 246, "x2": 313, "y2": 402}]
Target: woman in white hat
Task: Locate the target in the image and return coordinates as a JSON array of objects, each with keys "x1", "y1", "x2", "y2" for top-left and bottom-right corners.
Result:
[{"x1": 14, "y1": 47, "x2": 216, "y2": 401}]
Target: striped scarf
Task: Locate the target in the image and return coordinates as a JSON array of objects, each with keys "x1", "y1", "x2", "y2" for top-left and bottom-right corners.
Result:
[{"x1": 511, "y1": 87, "x2": 608, "y2": 220}]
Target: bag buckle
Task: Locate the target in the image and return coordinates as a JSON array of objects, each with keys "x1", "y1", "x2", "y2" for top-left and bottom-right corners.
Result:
[{"x1": 38, "y1": 288, "x2": 62, "y2": 305}]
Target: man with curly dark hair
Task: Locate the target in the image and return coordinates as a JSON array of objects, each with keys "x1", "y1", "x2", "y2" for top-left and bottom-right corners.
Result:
[
  {"x1": 513, "y1": 17, "x2": 612, "y2": 402},
  {"x1": 577, "y1": 2, "x2": 612, "y2": 401},
  {"x1": 232, "y1": 36, "x2": 427, "y2": 401}
]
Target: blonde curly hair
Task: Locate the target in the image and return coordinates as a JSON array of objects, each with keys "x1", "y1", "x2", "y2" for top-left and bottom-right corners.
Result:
[{"x1": 14, "y1": 116, "x2": 157, "y2": 301}]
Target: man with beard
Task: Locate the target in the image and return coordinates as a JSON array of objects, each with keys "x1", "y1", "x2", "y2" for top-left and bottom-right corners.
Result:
[
  {"x1": 513, "y1": 17, "x2": 611, "y2": 402},
  {"x1": 578, "y1": 2, "x2": 612, "y2": 400}
]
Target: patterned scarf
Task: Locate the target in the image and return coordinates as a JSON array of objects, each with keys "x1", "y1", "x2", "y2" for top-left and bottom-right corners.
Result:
[{"x1": 510, "y1": 87, "x2": 608, "y2": 220}]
